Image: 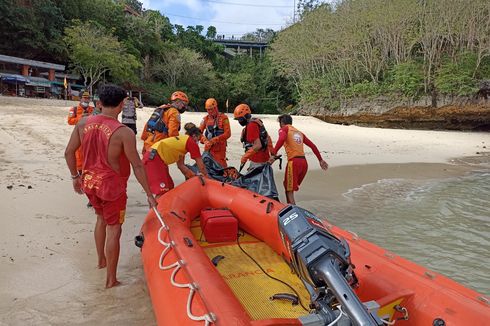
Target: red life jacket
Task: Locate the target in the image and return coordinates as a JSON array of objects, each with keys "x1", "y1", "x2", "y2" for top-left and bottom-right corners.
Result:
[{"x1": 81, "y1": 115, "x2": 130, "y2": 201}]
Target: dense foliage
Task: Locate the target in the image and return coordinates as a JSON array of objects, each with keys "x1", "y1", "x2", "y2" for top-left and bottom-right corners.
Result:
[
  {"x1": 271, "y1": 0, "x2": 490, "y2": 110},
  {"x1": 0, "y1": 0, "x2": 292, "y2": 112},
  {"x1": 1, "y1": 0, "x2": 488, "y2": 112}
]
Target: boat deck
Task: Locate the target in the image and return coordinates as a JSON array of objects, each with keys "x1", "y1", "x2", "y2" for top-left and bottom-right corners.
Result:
[{"x1": 190, "y1": 220, "x2": 310, "y2": 320}]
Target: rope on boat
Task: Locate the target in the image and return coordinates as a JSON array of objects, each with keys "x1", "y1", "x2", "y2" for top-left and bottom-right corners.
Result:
[
  {"x1": 327, "y1": 305, "x2": 345, "y2": 326},
  {"x1": 153, "y1": 207, "x2": 216, "y2": 325}
]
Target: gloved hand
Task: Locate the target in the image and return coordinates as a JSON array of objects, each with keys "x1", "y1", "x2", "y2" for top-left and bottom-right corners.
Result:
[
  {"x1": 204, "y1": 140, "x2": 213, "y2": 152},
  {"x1": 241, "y1": 148, "x2": 255, "y2": 164}
]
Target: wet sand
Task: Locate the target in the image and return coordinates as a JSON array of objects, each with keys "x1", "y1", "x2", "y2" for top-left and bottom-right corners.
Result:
[{"x1": 0, "y1": 97, "x2": 489, "y2": 325}]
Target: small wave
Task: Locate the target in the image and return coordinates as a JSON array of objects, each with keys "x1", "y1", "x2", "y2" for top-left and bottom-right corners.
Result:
[{"x1": 322, "y1": 170, "x2": 490, "y2": 296}]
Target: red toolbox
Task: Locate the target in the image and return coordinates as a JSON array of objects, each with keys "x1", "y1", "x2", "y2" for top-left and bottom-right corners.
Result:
[{"x1": 200, "y1": 208, "x2": 238, "y2": 243}]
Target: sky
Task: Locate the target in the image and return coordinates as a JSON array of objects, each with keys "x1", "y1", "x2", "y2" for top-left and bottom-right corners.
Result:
[{"x1": 140, "y1": 0, "x2": 297, "y2": 38}]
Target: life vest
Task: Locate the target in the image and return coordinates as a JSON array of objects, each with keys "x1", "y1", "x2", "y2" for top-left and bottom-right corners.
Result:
[
  {"x1": 203, "y1": 114, "x2": 226, "y2": 140},
  {"x1": 68, "y1": 104, "x2": 94, "y2": 125},
  {"x1": 151, "y1": 135, "x2": 190, "y2": 165},
  {"x1": 81, "y1": 115, "x2": 130, "y2": 201},
  {"x1": 283, "y1": 125, "x2": 305, "y2": 159},
  {"x1": 146, "y1": 105, "x2": 171, "y2": 134},
  {"x1": 240, "y1": 118, "x2": 268, "y2": 152}
]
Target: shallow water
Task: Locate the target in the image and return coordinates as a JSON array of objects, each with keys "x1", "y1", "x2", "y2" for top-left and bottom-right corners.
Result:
[{"x1": 304, "y1": 170, "x2": 490, "y2": 296}]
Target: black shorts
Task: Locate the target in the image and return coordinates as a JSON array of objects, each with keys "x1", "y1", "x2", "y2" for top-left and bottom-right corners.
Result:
[{"x1": 124, "y1": 123, "x2": 137, "y2": 135}]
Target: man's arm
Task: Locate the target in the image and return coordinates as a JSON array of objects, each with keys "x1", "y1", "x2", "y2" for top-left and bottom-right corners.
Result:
[
  {"x1": 199, "y1": 118, "x2": 207, "y2": 144},
  {"x1": 64, "y1": 124, "x2": 83, "y2": 193},
  {"x1": 67, "y1": 107, "x2": 78, "y2": 125},
  {"x1": 141, "y1": 123, "x2": 149, "y2": 141},
  {"x1": 271, "y1": 127, "x2": 288, "y2": 156},
  {"x1": 121, "y1": 129, "x2": 157, "y2": 207},
  {"x1": 194, "y1": 157, "x2": 208, "y2": 177},
  {"x1": 212, "y1": 116, "x2": 231, "y2": 143},
  {"x1": 167, "y1": 109, "x2": 180, "y2": 137},
  {"x1": 135, "y1": 98, "x2": 142, "y2": 108},
  {"x1": 303, "y1": 134, "x2": 328, "y2": 170},
  {"x1": 241, "y1": 123, "x2": 264, "y2": 164},
  {"x1": 176, "y1": 156, "x2": 196, "y2": 179}
]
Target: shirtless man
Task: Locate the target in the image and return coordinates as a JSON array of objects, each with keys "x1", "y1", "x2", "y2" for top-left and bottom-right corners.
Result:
[{"x1": 65, "y1": 84, "x2": 157, "y2": 288}]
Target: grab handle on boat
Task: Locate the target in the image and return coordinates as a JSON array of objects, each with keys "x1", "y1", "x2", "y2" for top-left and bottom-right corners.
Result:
[
  {"x1": 211, "y1": 255, "x2": 225, "y2": 266},
  {"x1": 270, "y1": 293, "x2": 299, "y2": 306},
  {"x1": 198, "y1": 175, "x2": 205, "y2": 186},
  {"x1": 266, "y1": 202, "x2": 273, "y2": 214},
  {"x1": 134, "y1": 233, "x2": 144, "y2": 248}
]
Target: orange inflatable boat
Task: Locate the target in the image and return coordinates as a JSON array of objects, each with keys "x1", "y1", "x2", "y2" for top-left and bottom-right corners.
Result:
[{"x1": 138, "y1": 177, "x2": 489, "y2": 325}]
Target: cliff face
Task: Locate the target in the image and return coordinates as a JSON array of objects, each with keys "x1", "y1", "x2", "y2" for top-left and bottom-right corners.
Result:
[{"x1": 301, "y1": 96, "x2": 490, "y2": 131}]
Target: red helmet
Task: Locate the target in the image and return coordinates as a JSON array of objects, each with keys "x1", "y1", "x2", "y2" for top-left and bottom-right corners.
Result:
[
  {"x1": 170, "y1": 91, "x2": 189, "y2": 104},
  {"x1": 233, "y1": 104, "x2": 251, "y2": 119}
]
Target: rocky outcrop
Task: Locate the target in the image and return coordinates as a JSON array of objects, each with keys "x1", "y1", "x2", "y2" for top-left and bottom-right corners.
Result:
[{"x1": 303, "y1": 96, "x2": 490, "y2": 131}]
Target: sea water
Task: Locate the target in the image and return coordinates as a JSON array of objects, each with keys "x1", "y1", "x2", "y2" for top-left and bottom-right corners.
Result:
[{"x1": 305, "y1": 170, "x2": 490, "y2": 296}]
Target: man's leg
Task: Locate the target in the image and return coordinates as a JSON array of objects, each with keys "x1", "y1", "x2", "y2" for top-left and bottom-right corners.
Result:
[
  {"x1": 105, "y1": 223, "x2": 122, "y2": 288},
  {"x1": 94, "y1": 214, "x2": 107, "y2": 268},
  {"x1": 286, "y1": 191, "x2": 295, "y2": 204},
  {"x1": 284, "y1": 160, "x2": 295, "y2": 204}
]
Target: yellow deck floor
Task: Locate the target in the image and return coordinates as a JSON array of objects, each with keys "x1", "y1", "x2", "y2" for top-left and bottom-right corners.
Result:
[{"x1": 191, "y1": 220, "x2": 311, "y2": 320}]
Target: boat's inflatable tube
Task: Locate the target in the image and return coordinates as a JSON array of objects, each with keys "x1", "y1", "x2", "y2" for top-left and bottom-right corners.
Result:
[{"x1": 140, "y1": 177, "x2": 490, "y2": 325}]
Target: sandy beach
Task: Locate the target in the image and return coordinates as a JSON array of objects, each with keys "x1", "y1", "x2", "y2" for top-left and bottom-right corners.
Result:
[{"x1": 0, "y1": 97, "x2": 489, "y2": 325}]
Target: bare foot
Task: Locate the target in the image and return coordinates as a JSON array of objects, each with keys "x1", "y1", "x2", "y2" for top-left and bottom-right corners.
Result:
[
  {"x1": 106, "y1": 279, "x2": 121, "y2": 289},
  {"x1": 98, "y1": 258, "x2": 107, "y2": 269}
]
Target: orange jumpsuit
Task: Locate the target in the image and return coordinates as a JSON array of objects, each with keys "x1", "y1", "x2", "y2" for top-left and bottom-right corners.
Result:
[
  {"x1": 67, "y1": 104, "x2": 94, "y2": 171},
  {"x1": 141, "y1": 107, "x2": 181, "y2": 154},
  {"x1": 199, "y1": 113, "x2": 231, "y2": 167}
]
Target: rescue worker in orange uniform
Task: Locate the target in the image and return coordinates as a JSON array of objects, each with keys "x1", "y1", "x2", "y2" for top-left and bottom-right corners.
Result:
[
  {"x1": 233, "y1": 104, "x2": 274, "y2": 170},
  {"x1": 199, "y1": 98, "x2": 231, "y2": 167},
  {"x1": 140, "y1": 91, "x2": 189, "y2": 154},
  {"x1": 269, "y1": 114, "x2": 328, "y2": 204},
  {"x1": 67, "y1": 91, "x2": 94, "y2": 172},
  {"x1": 142, "y1": 123, "x2": 208, "y2": 197}
]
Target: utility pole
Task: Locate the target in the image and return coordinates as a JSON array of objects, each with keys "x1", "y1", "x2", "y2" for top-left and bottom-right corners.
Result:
[{"x1": 293, "y1": 0, "x2": 296, "y2": 23}]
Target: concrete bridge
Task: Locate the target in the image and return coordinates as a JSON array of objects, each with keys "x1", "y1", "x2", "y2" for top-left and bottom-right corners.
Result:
[{"x1": 213, "y1": 39, "x2": 268, "y2": 57}]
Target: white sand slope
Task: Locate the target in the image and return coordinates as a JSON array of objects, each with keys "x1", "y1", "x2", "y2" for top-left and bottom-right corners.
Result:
[{"x1": 0, "y1": 97, "x2": 488, "y2": 325}]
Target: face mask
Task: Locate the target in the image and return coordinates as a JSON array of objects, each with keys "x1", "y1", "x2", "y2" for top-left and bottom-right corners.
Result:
[
  {"x1": 238, "y1": 118, "x2": 248, "y2": 127},
  {"x1": 81, "y1": 102, "x2": 89, "y2": 108},
  {"x1": 206, "y1": 107, "x2": 218, "y2": 117}
]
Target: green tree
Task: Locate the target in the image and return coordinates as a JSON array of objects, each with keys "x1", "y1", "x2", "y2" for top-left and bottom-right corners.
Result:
[
  {"x1": 119, "y1": 0, "x2": 143, "y2": 14},
  {"x1": 64, "y1": 20, "x2": 140, "y2": 93},
  {"x1": 0, "y1": 0, "x2": 65, "y2": 61},
  {"x1": 435, "y1": 54, "x2": 479, "y2": 96},
  {"x1": 206, "y1": 26, "x2": 217, "y2": 39},
  {"x1": 389, "y1": 61, "x2": 425, "y2": 99},
  {"x1": 241, "y1": 29, "x2": 276, "y2": 42}
]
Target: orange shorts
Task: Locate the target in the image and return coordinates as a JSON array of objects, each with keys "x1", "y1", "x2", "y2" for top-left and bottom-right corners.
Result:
[
  {"x1": 143, "y1": 150, "x2": 174, "y2": 196},
  {"x1": 284, "y1": 157, "x2": 308, "y2": 192},
  {"x1": 86, "y1": 192, "x2": 127, "y2": 225}
]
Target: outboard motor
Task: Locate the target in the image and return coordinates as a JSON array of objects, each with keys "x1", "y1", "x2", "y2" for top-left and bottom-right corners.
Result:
[{"x1": 278, "y1": 205, "x2": 382, "y2": 326}]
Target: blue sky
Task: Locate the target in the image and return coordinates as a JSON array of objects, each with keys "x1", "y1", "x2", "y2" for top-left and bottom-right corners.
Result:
[{"x1": 141, "y1": 0, "x2": 296, "y2": 38}]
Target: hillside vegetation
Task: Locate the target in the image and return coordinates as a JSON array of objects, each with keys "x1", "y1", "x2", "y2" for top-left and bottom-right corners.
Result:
[{"x1": 1, "y1": 0, "x2": 489, "y2": 122}]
